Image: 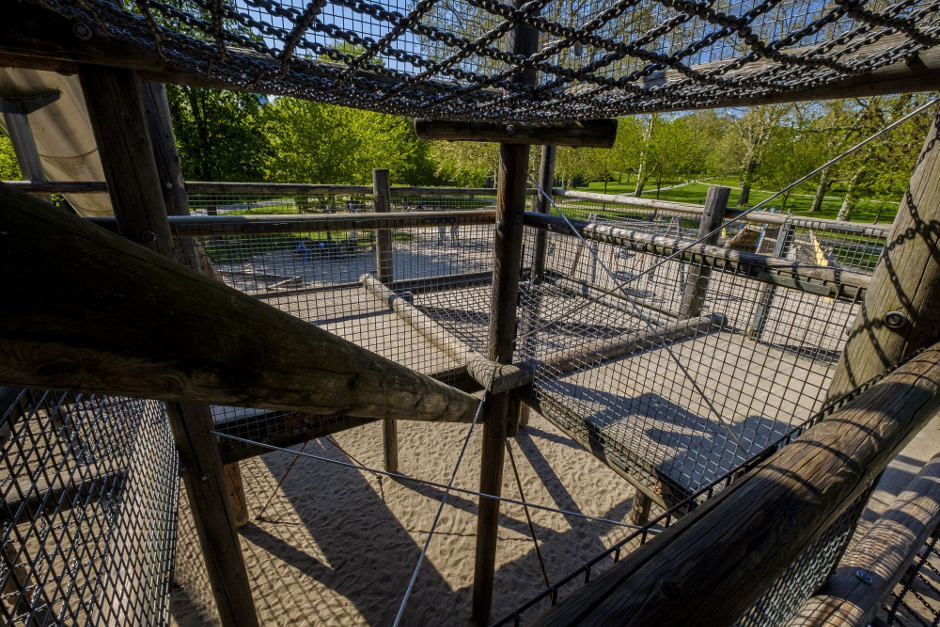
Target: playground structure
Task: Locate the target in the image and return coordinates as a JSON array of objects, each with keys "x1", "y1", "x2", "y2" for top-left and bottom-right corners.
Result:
[{"x1": 2, "y1": 0, "x2": 940, "y2": 625}]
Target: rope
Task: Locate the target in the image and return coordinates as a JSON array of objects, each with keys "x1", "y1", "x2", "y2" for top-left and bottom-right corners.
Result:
[
  {"x1": 506, "y1": 440, "x2": 551, "y2": 590},
  {"x1": 391, "y1": 361, "x2": 498, "y2": 627},
  {"x1": 256, "y1": 441, "x2": 308, "y2": 521},
  {"x1": 209, "y1": 432, "x2": 655, "y2": 531}
]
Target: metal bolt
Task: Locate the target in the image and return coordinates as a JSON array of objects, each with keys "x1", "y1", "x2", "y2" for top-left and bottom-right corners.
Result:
[
  {"x1": 164, "y1": 181, "x2": 173, "y2": 189},
  {"x1": 515, "y1": 214, "x2": 523, "y2": 223},
  {"x1": 884, "y1": 311, "x2": 909, "y2": 330},
  {"x1": 855, "y1": 570, "x2": 872, "y2": 584},
  {"x1": 505, "y1": 124, "x2": 516, "y2": 135},
  {"x1": 73, "y1": 23, "x2": 93, "y2": 40},
  {"x1": 199, "y1": 472, "x2": 211, "y2": 482},
  {"x1": 141, "y1": 230, "x2": 157, "y2": 243}
]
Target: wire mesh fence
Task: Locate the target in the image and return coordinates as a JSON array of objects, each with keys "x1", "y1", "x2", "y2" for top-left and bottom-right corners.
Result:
[
  {"x1": 0, "y1": 388, "x2": 179, "y2": 626},
  {"x1": 883, "y1": 532, "x2": 940, "y2": 626}
]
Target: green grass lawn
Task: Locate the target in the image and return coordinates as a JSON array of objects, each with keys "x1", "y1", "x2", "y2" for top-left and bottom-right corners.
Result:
[{"x1": 572, "y1": 180, "x2": 898, "y2": 224}]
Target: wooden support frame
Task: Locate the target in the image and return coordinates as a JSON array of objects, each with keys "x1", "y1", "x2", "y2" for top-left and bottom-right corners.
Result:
[
  {"x1": 530, "y1": 343, "x2": 940, "y2": 627},
  {"x1": 525, "y1": 212, "x2": 871, "y2": 299},
  {"x1": 414, "y1": 119, "x2": 618, "y2": 148},
  {"x1": 0, "y1": 184, "x2": 482, "y2": 424},
  {"x1": 372, "y1": 168, "x2": 398, "y2": 473},
  {"x1": 76, "y1": 65, "x2": 258, "y2": 626},
  {"x1": 828, "y1": 109, "x2": 940, "y2": 402},
  {"x1": 786, "y1": 451, "x2": 940, "y2": 627},
  {"x1": 678, "y1": 187, "x2": 730, "y2": 319}
]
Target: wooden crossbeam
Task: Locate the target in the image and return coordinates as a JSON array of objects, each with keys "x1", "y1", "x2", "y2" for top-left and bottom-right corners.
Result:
[
  {"x1": 0, "y1": 183, "x2": 481, "y2": 425},
  {"x1": 414, "y1": 119, "x2": 618, "y2": 148}
]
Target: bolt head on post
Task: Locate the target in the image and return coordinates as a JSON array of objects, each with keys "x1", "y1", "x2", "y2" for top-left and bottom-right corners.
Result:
[
  {"x1": 73, "y1": 23, "x2": 92, "y2": 40},
  {"x1": 884, "y1": 311, "x2": 909, "y2": 330}
]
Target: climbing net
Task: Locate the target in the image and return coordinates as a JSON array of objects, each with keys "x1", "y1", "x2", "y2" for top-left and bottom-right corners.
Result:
[{"x1": 29, "y1": 0, "x2": 940, "y2": 121}]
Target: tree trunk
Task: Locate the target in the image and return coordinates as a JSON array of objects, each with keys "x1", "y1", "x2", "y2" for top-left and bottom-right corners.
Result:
[
  {"x1": 837, "y1": 170, "x2": 862, "y2": 222},
  {"x1": 810, "y1": 169, "x2": 829, "y2": 213},
  {"x1": 633, "y1": 115, "x2": 654, "y2": 198},
  {"x1": 737, "y1": 158, "x2": 757, "y2": 206},
  {"x1": 781, "y1": 191, "x2": 789, "y2": 212}
]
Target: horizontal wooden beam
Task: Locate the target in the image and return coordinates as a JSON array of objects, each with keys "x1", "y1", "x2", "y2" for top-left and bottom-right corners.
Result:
[
  {"x1": 785, "y1": 450, "x2": 940, "y2": 627},
  {"x1": 0, "y1": 183, "x2": 480, "y2": 424},
  {"x1": 552, "y1": 189, "x2": 892, "y2": 236},
  {"x1": 414, "y1": 119, "x2": 618, "y2": 148},
  {"x1": 530, "y1": 343, "x2": 940, "y2": 627},
  {"x1": 360, "y1": 274, "x2": 532, "y2": 394},
  {"x1": 539, "y1": 314, "x2": 723, "y2": 374},
  {"x1": 524, "y1": 212, "x2": 871, "y2": 299},
  {"x1": 2, "y1": 180, "x2": 537, "y2": 198},
  {"x1": 88, "y1": 209, "x2": 496, "y2": 236}
]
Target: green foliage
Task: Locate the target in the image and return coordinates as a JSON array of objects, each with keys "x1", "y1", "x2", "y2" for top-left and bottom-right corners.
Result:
[
  {"x1": 166, "y1": 85, "x2": 271, "y2": 181},
  {"x1": 0, "y1": 131, "x2": 21, "y2": 180}
]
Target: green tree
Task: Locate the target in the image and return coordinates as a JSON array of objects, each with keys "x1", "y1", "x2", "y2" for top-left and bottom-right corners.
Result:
[
  {"x1": 166, "y1": 85, "x2": 271, "y2": 181},
  {"x1": 0, "y1": 131, "x2": 21, "y2": 180}
]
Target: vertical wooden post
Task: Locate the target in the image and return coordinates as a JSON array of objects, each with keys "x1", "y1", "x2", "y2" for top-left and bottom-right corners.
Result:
[
  {"x1": 827, "y1": 110, "x2": 940, "y2": 402},
  {"x1": 678, "y1": 186, "x2": 730, "y2": 319},
  {"x1": 628, "y1": 492, "x2": 652, "y2": 526},
  {"x1": 532, "y1": 145, "x2": 556, "y2": 284},
  {"x1": 79, "y1": 65, "x2": 258, "y2": 627},
  {"x1": 748, "y1": 220, "x2": 793, "y2": 341},
  {"x1": 372, "y1": 168, "x2": 399, "y2": 473},
  {"x1": 472, "y1": 12, "x2": 537, "y2": 616}
]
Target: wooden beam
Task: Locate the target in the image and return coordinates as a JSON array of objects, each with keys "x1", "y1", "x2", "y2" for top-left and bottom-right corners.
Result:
[
  {"x1": 414, "y1": 119, "x2": 617, "y2": 148},
  {"x1": 628, "y1": 492, "x2": 653, "y2": 526},
  {"x1": 78, "y1": 65, "x2": 259, "y2": 627},
  {"x1": 539, "y1": 314, "x2": 723, "y2": 374},
  {"x1": 828, "y1": 109, "x2": 940, "y2": 402},
  {"x1": 785, "y1": 451, "x2": 940, "y2": 627},
  {"x1": 0, "y1": 184, "x2": 481, "y2": 424},
  {"x1": 525, "y1": 212, "x2": 871, "y2": 299},
  {"x1": 533, "y1": 145, "x2": 556, "y2": 284},
  {"x1": 360, "y1": 274, "x2": 532, "y2": 394},
  {"x1": 679, "y1": 187, "x2": 730, "y2": 319},
  {"x1": 529, "y1": 343, "x2": 940, "y2": 627},
  {"x1": 473, "y1": 10, "x2": 538, "y2": 616}
]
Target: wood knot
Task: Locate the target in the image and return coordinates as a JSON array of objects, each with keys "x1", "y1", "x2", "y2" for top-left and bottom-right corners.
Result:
[
  {"x1": 37, "y1": 360, "x2": 77, "y2": 377},
  {"x1": 659, "y1": 579, "x2": 681, "y2": 601}
]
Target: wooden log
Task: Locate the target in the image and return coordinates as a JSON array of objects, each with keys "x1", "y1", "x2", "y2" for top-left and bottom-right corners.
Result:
[
  {"x1": 372, "y1": 168, "x2": 398, "y2": 473},
  {"x1": 679, "y1": 187, "x2": 730, "y2": 319},
  {"x1": 360, "y1": 274, "x2": 532, "y2": 394},
  {"x1": 552, "y1": 189, "x2": 893, "y2": 237},
  {"x1": 0, "y1": 184, "x2": 481, "y2": 424},
  {"x1": 414, "y1": 119, "x2": 617, "y2": 148},
  {"x1": 78, "y1": 67, "x2": 259, "y2": 627},
  {"x1": 89, "y1": 209, "x2": 496, "y2": 237},
  {"x1": 628, "y1": 492, "x2": 653, "y2": 526},
  {"x1": 529, "y1": 343, "x2": 940, "y2": 627},
  {"x1": 828, "y1": 110, "x2": 940, "y2": 403},
  {"x1": 533, "y1": 145, "x2": 556, "y2": 284},
  {"x1": 525, "y1": 212, "x2": 871, "y2": 299},
  {"x1": 784, "y1": 451, "x2": 940, "y2": 627},
  {"x1": 223, "y1": 462, "x2": 250, "y2": 528},
  {"x1": 539, "y1": 314, "x2": 723, "y2": 374},
  {"x1": 473, "y1": 12, "x2": 538, "y2": 613}
]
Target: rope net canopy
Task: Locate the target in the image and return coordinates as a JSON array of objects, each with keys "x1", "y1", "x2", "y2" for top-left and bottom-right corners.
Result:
[{"x1": 26, "y1": 0, "x2": 940, "y2": 122}]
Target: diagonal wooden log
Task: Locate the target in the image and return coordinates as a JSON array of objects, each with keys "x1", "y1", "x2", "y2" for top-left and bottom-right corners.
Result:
[
  {"x1": 360, "y1": 274, "x2": 533, "y2": 394},
  {"x1": 0, "y1": 184, "x2": 480, "y2": 424}
]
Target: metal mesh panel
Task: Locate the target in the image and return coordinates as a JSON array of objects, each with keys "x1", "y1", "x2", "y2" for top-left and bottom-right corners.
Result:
[
  {"x1": 24, "y1": 0, "x2": 940, "y2": 121},
  {"x1": 883, "y1": 533, "x2": 940, "y2": 626},
  {"x1": 517, "y1": 213, "x2": 872, "y2": 498},
  {"x1": 0, "y1": 388, "x2": 179, "y2": 626}
]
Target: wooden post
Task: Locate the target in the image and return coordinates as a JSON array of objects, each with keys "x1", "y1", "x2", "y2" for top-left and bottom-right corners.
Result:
[
  {"x1": 748, "y1": 219, "x2": 793, "y2": 341},
  {"x1": 678, "y1": 186, "x2": 730, "y2": 319},
  {"x1": 828, "y1": 109, "x2": 940, "y2": 402},
  {"x1": 628, "y1": 492, "x2": 652, "y2": 526},
  {"x1": 139, "y1": 80, "x2": 250, "y2": 529},
  {"x1": 372, "y1": 168, "x2": 398, "y2": 472},
  {"x1": 532, "y1": 145, "x2": 556, "y2": 284},
  {"x1": 77, "y1": 65, "x2": 259, "y2": 627},
  {"x1": 472, "y1": 102, "x2": 537, "y2": 627}
]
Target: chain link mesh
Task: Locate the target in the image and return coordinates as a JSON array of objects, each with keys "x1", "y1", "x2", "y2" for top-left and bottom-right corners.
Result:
[{"x1": 23, "y1": 0, "x2": 940, "y2": 121}]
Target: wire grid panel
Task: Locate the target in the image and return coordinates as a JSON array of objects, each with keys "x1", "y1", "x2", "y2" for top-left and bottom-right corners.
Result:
[
  {"x1": 25, "y1": 0, "x2": 940, "y2": 120},
  {"x1": 186, "y1": 192, "x2": 377, "y2": 216},
  {"x1": 0, "y1": 388, "x2": 179, "y2": 626},
  {"x1": 882, "y1": 532, "x2": 940, "y2": 626},
  {"x1": 173, "y1": 192, "x2": 498, "y2": 437},
  {"x1": 517, "y1": 220, "x2": 863, "y2": 498}
]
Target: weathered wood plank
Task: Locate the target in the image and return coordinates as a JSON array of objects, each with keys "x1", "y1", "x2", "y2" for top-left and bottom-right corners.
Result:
[
  {"x1": 415, "y1": 119, "x2": 618, "y2": 148},
  {"x1": 828, "y1": 110, "x2": 940, "y2": 402},
  {"x1": 679, "y1": 187, "x2": 730, "y2": 319},
  {"x1": 784, "y1": 451, "x2": 940, "y2": 627},
  {"x1": 530, "y1": 344, "x2": 940, "y2": 627},
  {"x1": 0, "y1": 184, "x2": 481, "y2": 424}
]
